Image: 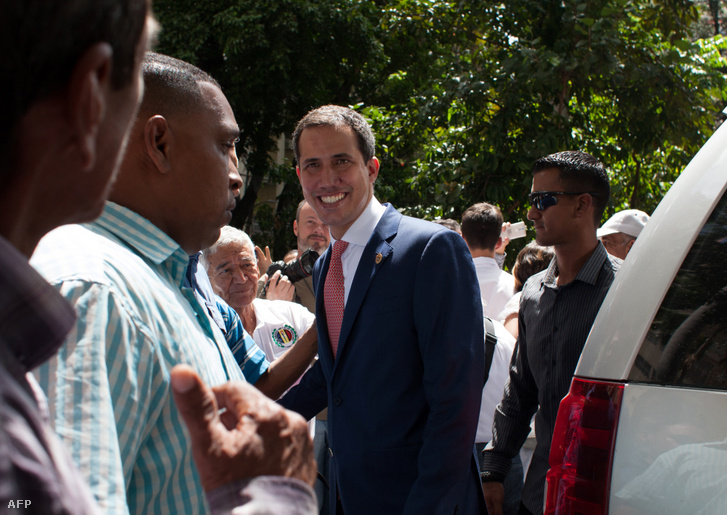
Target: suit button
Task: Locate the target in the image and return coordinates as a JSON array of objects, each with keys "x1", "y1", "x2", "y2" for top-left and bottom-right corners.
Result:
[
  {"x1": 333, "y1": 397, "x2": 342, "y2": 406},
  {"x1": 328, "y1": 448, "x2": 334, "y2": 457}
]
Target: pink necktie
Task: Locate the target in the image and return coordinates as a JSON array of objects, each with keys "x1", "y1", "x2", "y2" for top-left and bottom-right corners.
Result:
[{"x1": 324, "y1": 240, "x2": 348, "y2": 357}]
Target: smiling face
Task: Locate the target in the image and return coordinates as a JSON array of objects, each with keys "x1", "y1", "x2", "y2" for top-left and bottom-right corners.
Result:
[
  {"x1": 165, "y1": 82, "x2": 243, "y2": 253},
  {"x1": 296, "y1": 125, "x2": 379, "y2": 240},
  {"x1": 206, "y1": 241, "x2": 259, "y2": 311},
  {"x1": 294, "y1": 201, "x2": 329, "y2": 254}
]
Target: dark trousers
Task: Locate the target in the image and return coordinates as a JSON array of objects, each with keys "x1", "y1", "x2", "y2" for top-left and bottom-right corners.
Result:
[{"x1": 518, "y1": 502, "x2": 534, "y2": 515}]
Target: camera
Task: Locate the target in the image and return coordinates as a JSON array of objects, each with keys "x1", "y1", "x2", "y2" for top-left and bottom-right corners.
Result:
[
  {"x1": 266, "y1": 248, "x2": 320, "y2": 284},
  {"x1": 504, "y1": 221, "x2": 527, "y2": 240}
]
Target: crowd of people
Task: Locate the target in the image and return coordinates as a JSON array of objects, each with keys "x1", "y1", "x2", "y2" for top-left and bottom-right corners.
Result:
[{"x1": 1, "y1": 2, "x2": 653, "y2": 514}]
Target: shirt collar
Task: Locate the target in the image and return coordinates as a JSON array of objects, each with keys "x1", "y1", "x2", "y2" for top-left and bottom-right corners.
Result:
[
  {"x1": 94, "y1": 201, "x2": 189, "y2": 286},
  {"x1": 575, "y1": 242, "x2": 611, "y2": 285},
  {"x1": 0, "y1": 235, "x2": 75, "y2": 372},
  {"x1": 473, "y1": 256, "x2": 499, "y2": 267},
  {"x1": 330, "y1": 197, "x2": 386, "y2": 247},
  {"x1": 542, "y1": 241, "x2": 611, "y2": 288}
]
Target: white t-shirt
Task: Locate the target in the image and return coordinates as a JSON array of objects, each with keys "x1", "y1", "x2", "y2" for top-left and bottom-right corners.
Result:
[
  {"x1": 251, "y1": 298, "x2": 315, "y2": 362},
  {"x1": 476, "y1": 317, "x2": 517, "y2": 443}
]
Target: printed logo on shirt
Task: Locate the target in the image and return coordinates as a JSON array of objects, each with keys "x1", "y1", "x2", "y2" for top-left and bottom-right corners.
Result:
[{"x1": 272, "y1": 325, "x2": 298, "y2": 348}]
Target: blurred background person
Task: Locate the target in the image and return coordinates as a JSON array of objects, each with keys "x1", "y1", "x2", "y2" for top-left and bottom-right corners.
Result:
[
  {"x1": 598, "y1": 209, "x2": 650, "y2": 260},
  {"x1": 432, "y1": 217, "x2": 462, "y2": 235},
  {"x1": 461, "y1": 202, "x2": 516, "y2": 320},
  {"x1": 498, "y1": 242, "x2": 555, "y2": 339},
  {"x1": 256, "y1": 200, "x2": 329, "y2": 313}
]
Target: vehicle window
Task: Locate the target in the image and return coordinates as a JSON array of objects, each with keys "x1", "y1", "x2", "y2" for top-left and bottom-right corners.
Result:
[{"x1": 630, "y1": 191, "x2": 727, "y2": 390}]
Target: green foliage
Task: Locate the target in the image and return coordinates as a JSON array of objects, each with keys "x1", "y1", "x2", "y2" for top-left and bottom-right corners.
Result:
[
  {"x1": 154, "y1": 0, "x2": 727, "y2": 253},
  {"x1": 371, "y1": 0, "x2": 727, "y2": 228},
  {"x1": 153, "y1": 0, "x2": 386, "y2": 256}
]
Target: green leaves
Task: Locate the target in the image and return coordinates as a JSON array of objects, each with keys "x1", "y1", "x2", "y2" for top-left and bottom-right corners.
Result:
[{"x1": 154, "y1": 0, "x2": 727, "y2": 257}]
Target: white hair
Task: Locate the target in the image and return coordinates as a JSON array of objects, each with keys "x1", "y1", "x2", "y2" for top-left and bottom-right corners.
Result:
[{"x1": 201, "y1": 225, "x2": 256, "y2": 271}]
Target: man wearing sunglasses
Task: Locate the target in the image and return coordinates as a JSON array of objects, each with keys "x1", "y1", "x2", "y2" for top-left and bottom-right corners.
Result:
[{"x1": 480, "y1": 151, "x2": 621, "y2": 515}]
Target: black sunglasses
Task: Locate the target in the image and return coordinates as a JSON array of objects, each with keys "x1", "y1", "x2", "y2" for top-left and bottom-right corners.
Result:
[{"x1": 528, "y1": 191, "x2": 599, "y2": 211}]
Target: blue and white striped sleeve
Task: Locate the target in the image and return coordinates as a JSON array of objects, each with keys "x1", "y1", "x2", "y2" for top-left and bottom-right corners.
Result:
[{"x1": 216, "y1": 299, "x2": 269, "y2": 384}]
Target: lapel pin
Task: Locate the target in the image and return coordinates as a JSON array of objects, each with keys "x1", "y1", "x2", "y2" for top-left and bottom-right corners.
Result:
[{"x1": 375, "y1": 252, "x2": 383, "y2": 264}]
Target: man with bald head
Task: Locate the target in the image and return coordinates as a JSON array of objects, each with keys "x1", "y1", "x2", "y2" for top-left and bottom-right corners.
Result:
[{"x1": 31, "y1": 52, "x2": 316, "y2": 514}]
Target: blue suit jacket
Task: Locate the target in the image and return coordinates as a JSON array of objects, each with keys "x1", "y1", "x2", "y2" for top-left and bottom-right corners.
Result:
[{"x1": 280, "y1": 204, "x2": 485, "y2": 514}]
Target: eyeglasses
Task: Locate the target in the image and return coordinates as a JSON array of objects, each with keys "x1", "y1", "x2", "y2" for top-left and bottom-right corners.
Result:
[{"x1": 528, "y1": 191, "x2": 599, "y2": 211}]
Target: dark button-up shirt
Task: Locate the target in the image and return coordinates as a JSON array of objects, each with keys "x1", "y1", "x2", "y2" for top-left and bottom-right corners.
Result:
[{"x1": 482, "y1": 242, "x2": 621, "y2": 514}]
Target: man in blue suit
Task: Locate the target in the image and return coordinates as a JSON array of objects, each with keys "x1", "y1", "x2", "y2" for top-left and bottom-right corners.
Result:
[{"x1": 280, "y1": 105, "x2": 486, "y2": 514}]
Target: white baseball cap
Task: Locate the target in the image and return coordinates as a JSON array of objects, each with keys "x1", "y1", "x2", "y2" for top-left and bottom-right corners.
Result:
[{"x1": 598, "y1": 209, "x2": 650, "y2": 238}]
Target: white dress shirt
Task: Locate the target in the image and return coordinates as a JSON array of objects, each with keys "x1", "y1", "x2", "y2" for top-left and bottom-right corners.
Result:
[{"x1": 329, "y1": 197, "x2": 386, "y2": 305}]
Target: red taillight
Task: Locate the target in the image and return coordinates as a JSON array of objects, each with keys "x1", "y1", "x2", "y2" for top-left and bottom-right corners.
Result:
[{"x1": 545, "y1": 378, "x2": 624, "y2": 515}]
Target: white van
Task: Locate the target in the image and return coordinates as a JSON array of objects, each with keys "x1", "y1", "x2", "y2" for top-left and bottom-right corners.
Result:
[{"x1": 545, "y1": 117, "x2": 727, "y2": 514}]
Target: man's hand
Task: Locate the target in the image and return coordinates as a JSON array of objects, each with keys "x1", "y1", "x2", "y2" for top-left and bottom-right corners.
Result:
[
  {"x1": 255, "y1": 245, "x2": 273, "y2": 275},
  {"x1": 496, "y1": 223, "x2": 511, "y2": 255},
  {"x1": 264, "y1": 270, "x2": 295, "y2": 301},
  {"x1": 482, "y1": 481, "x2": 505, "y2": 515},
  {"x1": 170, "y1": 364, "x2": 317, "y2": 492}
]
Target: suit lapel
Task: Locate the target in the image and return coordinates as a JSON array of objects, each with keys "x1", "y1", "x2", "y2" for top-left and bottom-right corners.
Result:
[{"x1": 333, "y1": 206, "x2": 401, "y2": 371}]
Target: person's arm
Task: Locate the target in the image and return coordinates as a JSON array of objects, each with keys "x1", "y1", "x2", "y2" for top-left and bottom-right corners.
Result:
[
  {"x1": 278, "y1": 359, "x2": 329, "y2": 421},
  {"x1": 503, "y1": 313, "x2": 518, "y2": 339},
  {"x1": 254, "y1": 324, "x2": 318, "y2": 400},
  {"x1": 495, "y1": 223, "x2": 510, "y2": 269},
  {"x1": 403, "y1": 230, "x2": 486, "y2": 514},
  {"x1": 170, "y1": 365, "x2": 317, "y2": 515}
]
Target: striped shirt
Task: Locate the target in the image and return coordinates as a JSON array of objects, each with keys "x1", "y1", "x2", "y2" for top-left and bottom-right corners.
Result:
[
  {"x1": 32, "y1": 202, "x2": 245, "y2": 515},
  {"x1": 216, "y1": 299, "x2": 268, "y2": 383},
  {"x1": 482, "y1": 242, "x2": 620, "y2": 514}
]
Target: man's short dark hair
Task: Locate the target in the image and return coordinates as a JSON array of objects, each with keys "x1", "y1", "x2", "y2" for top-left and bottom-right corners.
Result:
[
  {"x1": 292, "y1": 105, "x2": 375, "y2": 165},
  {"x1": 532, "y1": 151, "x2": 610, "y2": 224},
  {"x1": 461, "y1": 203, "x2": 504, "y2": 251},
  {"x1": 140, "y1": 52, "x2": 222, "y2": 118},
  {"x1": 1, "y1": 0, "x2": 149, "y2": 169}
]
